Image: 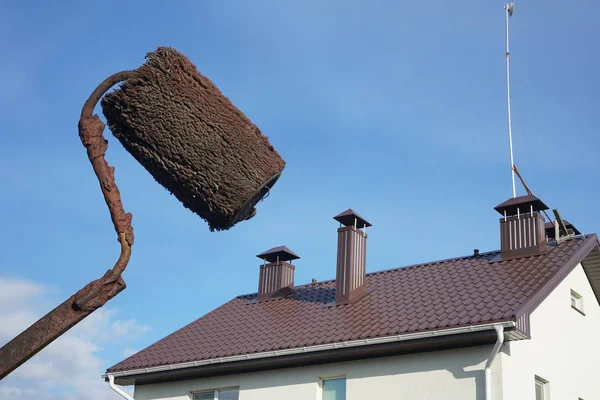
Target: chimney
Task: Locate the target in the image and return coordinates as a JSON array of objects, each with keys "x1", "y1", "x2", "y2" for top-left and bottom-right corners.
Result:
[
  {"x1": 333, "y1": 209, "x2": 372, "y2": 304},
  {"x1": 494, "y1": 195, "x2": 548, "y2": 260},
  {"x1": 256, "y1": 246, "x2": 299, "y2": 302}
]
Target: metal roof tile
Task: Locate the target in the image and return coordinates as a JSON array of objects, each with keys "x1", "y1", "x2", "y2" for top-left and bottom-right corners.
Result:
[{"x1": 107, "y1": 235, "x2": 596, "y2": 373}]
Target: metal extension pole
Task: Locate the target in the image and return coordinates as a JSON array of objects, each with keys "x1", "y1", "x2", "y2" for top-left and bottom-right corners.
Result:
[
  {"x1": 0, "y1": 71, "x2": 135, "y2": 380},
  {"x1": 505, "y1": 2, "x2": 516, "y2": 198}
]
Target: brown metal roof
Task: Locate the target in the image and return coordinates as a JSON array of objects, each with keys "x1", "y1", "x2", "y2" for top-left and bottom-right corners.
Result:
[{"x1": 107, "y1": 234, "x2": 598, "y2": 374}]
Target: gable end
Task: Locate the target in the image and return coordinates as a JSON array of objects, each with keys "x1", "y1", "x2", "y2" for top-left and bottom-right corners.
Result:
[{"x1": 514, "y1": 235, "x2": 599, "y2": 335}]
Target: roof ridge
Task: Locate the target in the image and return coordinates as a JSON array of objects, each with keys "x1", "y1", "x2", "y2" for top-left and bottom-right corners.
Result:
[
  {"x1": 365, "y1": 249, "x2": 500, "y2": 277},
  {"x1": 236, "y1": 249, "x2": 503, "y2": 297}
]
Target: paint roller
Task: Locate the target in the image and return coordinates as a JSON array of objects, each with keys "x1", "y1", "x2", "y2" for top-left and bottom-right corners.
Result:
[
  {"x1": 102, "y1": 47, "x2": 285, "y2": 231},
  {"x1": 0, "y1": 46, "x2": 286, "y2": 379}
]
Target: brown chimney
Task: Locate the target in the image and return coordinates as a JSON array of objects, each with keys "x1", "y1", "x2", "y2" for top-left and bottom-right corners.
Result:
[
  {"x1": 334, "y1": 209, "x2": 372, "y2": 304},
  {"x1": 256, "y1": 246, "x2": 299, "y2": 302},
  {"x1": 494, "y1": 195, "x2": 548, "y2": 261}
]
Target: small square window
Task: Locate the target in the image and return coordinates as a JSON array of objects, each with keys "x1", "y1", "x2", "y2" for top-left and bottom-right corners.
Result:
[
  {"x1": 535, "y1": 376, "x2": 549, "y2": 400},
  {"x1": 571, "y1": 289, "x2": 584, "y2": 314},
  {"x1": 322, "y1": 377, "x2": 346, "y2": 400},
  {"x1": 193, "y1": 388, "x2": 239, "y2": 400}
]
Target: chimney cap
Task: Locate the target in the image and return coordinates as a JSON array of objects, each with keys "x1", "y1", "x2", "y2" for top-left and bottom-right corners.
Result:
[
  {"x1": 333, "y1": 208, "x2": 372, "y2": 228},
  {"x1": 494, "y1": 194, "x2": 549, "y2": 216},
  {"x1": 256, "y1": 246, "x2": 300, "y2": 263}
]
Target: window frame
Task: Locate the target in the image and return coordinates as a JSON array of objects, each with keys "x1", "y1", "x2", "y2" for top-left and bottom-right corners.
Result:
[
  {"x1": 571, "y1": 289, "x2": 585, "y2": 315},
  {"x1": 191, "y1": 387, "x2": 239, "y2": 400},
  {"x1": 320, "y1": 375, "x2": 347, "y2": 400},
  {"x1": 534, "y1": 375, "x2": 550, "y2": 400}
]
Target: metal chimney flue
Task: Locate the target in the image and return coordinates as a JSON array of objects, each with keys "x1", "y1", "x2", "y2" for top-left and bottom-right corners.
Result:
[
  {"x1": 494, "y1": 195, "x2": 548, "y2": 261},
  {"x1": 256, "y1": 246, "x2": 299, "y2": 302},
  {"x1": 334, "y1": 209, "x2": 371, "y2": 304}
]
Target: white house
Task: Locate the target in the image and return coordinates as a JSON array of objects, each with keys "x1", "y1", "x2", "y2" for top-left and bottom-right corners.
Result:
[{"x1": 103, "y1": 196, "x2": 600, "y2": 400}]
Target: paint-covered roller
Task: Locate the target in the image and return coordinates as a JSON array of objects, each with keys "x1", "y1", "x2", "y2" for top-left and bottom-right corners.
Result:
[
  {"x1": 101, "y1": 47, "x2": 285, "y2": 231},
  {"x1": 0, "y1": 46, "x2": 289, "y2": 379}
]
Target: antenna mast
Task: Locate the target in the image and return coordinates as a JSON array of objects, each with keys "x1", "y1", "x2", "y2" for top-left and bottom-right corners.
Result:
[{"x1": 504, "y1": 2, "x2": 516, "y2": 198}]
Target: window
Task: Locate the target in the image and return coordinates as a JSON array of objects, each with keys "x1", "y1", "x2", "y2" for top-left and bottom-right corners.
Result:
[
  {"x1": 535, "y1": 376, "x2": 549, "y2": 400},
  {"x1": 571, "y1": 289, "x2": 584, "y2": 314},
  {"x1": 193, "y1": 388, "x2": 239, "y2": 400},
  {"x1": 322, "y1": 377, "x2": 346, "y2": 400}
]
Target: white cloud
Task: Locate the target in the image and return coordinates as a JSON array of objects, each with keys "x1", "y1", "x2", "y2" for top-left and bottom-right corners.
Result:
[
  {"x1": 0, "y1": 278, "x2": 46, "y2": 308},
  {"x1": 121, "y1": 348, "x2": 138, "y2": 358},
  {"x1": 111, "y1": 319, "x2": 151, "y2": 339},
  {"x1": 0, "y1": 276, "x2": 150, "y2": 400}
]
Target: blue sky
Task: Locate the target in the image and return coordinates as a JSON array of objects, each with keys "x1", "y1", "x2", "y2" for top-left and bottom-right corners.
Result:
[{"x1": 0, "y1": 1, "x2": 598, "y2": 398}]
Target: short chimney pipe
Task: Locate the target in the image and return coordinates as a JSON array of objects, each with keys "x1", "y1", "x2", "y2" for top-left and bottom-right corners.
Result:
[
  {"x1": 256, "y1": 246, "x2": 299, "y2": 302},
  {"x1": 333, "y1": 209, "x2": 372, "y2": 304}
]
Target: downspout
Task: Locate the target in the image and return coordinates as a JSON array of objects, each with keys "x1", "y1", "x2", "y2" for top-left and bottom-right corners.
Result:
[
  {"x1": 108, "y1": 374, "x2": 135, "y2": 400},
  {"x1": 484, "y1": 325, "x2": 505, "y2": 400}
]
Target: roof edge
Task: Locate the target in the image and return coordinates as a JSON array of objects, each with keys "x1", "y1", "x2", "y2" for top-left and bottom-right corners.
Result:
[
  {"x1": 104, "y1": 320, "x2": 516, "y2": 382},
  {"x1": 580, "y1": 241, "x2": 600, "y2": 307},
  {"x1": 515, "y1": 234, "x2": 599, "y2": 320}
]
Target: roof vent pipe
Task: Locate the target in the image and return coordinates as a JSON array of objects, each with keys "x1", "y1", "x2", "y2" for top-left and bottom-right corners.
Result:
[
  {"x1": 256, "y1": 246, "x2": 299, "y2": 302},
  {"x1": 333, "y1": 209, "x2": 371, "y2": 304}
]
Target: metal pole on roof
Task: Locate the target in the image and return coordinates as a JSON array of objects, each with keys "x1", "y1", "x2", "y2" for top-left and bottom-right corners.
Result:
[{"x1": 504, "y1": 2, "x2": 516, "y2": 198}]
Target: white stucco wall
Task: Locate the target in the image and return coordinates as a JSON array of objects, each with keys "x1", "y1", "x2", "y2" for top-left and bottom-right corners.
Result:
[
  {"x1": 133, "y1": 344, "x2": 500, "y2": 400},
  {"x1": 500, "y1": 263, "x2": 600, "y2": 399}
]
